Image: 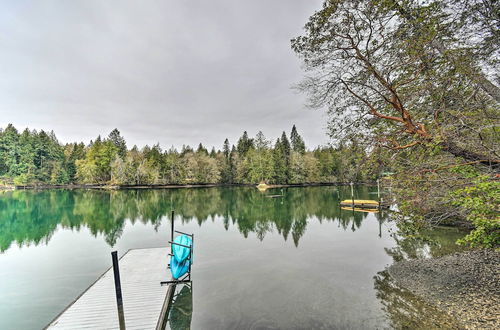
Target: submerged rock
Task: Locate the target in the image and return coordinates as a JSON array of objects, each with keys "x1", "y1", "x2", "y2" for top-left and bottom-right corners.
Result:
[{"x1": 388, "y1": 249, "x2": 500, "y2": 329}]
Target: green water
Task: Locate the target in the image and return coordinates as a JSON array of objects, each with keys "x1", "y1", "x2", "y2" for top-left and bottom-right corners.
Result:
[{"x1": 0, "y1": 186, "x2": 466, "y2": 329}]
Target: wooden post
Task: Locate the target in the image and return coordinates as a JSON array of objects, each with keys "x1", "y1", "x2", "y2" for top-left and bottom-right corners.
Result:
[
  {"x1": 377, "y1": 178, "x2": 382, "y2": 209},
  {"x1": 350, "y1": 182, "x2": 354, "y2": 206},
  {"x1": 111, "y1": 251, "x2": 126, "y2": 330},
  {"x1": 377, "y1": 179, "x2": 380, "y2": 200}
]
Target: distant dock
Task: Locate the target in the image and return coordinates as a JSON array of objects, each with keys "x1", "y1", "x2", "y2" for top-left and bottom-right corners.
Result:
[{"x1": 45, "y1": 247, "x2": 170, "y2": 329}]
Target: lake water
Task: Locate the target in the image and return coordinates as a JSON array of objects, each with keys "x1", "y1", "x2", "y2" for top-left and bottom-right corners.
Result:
[{"x1": 0, "y1": 186, "x2": 466, "y2": 329}]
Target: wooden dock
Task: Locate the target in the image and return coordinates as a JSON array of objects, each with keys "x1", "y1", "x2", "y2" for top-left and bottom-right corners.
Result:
[{"x1": 45, "y1": 247, "x2": 171, "y2": 330}]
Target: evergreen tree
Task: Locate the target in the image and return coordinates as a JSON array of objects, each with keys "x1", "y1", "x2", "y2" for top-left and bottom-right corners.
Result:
[
  {"x1": 236, "y1": 131, "x2": 254, "y2": 155},
  {"x1": 64, "y1": 143, "x2": 85, "y2": 183},
  {"x1": 280, "y1": 131, "x2": 291, "y2": 183},
  {"x1": 273, "y1": 138, "x2": 287, "y2": 183},
  {"x1": 245, "y1": 131, "x2": 273, "y2": 183},
  {"x1": 34, "y1": 130, "x2": 65, "y2": 182},
  {"x1": 290, "y1": 125, "x2": 306, "y2": 154},
  {"x1": 196, "y1": 143, "x2": 208, "y2": 155},
  {"x1": 180, "y1": 145, "x2": 193, "y2": 157},
  {"x1": 254, "y1": 131, "x2": 269, "y2": 151},
  {"x1": 229, "y1": 146, "x2": 237, "y2": 183},
  {"x1": 76, "y1": 135, "x2": 117, "y2": 183},
  {"x1": 223, "y1": 138, "x2": 230, "y2": 160},
  {"x1": 144, "y1": 144, "x2": 162, "y2": 166},
  {"x1": 18, "y1": 129, "x2": 36, "y2": 179},
  {"x1": 0, "y1": 124, "x2": 21, "y2": 176},
  {"x1": 0, "y1": 128, "x2": 5, "y2": 175},
  {"x1": 108, "y1": 129, "x2": 127, "y2": 159},
  {"x1": 164, "y1": 147, "x2": 183, "y2": 184}
]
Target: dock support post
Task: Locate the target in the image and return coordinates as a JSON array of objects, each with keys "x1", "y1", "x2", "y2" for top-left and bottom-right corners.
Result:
[
  {"x1": 157, "y1": 209, "x2": 178, "y2": 330},
  {"x1": 170, "y1": 210, "x2": 175, "y2": 254},
  {"x1": 111, "y1": 251, "x2": 126, "y2": 330}
]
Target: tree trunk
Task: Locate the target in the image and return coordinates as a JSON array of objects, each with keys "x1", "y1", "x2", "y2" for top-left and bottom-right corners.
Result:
[{"x1": 440, "y1": 140, "x2": 499, "y2": 170}]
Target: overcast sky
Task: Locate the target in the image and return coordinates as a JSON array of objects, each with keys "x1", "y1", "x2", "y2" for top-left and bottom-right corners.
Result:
[{"x1": 0, "y1": 0, "x2": 328, "y2": 150}]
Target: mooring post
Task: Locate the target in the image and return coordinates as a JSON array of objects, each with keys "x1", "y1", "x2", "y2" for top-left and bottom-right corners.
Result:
[
  {"x1": 350, "y1": 182, "x2": 354, "y2": 206},
  {"x1": 377, "y1": 178, "x2": 382, "y2": 209},
  {"x1": 111, "y1": 251, "x2": 126, "y2": 330},
  {"x1": 377, "y1": 179, "x2": 380, "y2": 200}
]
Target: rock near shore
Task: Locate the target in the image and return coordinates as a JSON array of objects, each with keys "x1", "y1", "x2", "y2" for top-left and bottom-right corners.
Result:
[{"x1": 389, "y1": 249, "x2": 499, "y2": 329}]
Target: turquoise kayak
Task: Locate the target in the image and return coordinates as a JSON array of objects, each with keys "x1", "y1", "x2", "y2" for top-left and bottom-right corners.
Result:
[
  {"x1": 170, "y1": 255, "x2": 190, "y2": 279},
  {"x1": 172, "y1": 235, "x2": 192, "y2": 263}
]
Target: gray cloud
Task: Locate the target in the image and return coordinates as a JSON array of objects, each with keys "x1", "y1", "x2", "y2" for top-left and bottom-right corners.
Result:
[{"x1": 0, "y1": 0, "x2": 328, "y2": 150}]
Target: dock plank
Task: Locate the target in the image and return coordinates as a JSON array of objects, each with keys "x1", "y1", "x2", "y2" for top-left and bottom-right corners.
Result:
[{"x1": 46, "y1": 247, "x2": 170, "y2": 329}]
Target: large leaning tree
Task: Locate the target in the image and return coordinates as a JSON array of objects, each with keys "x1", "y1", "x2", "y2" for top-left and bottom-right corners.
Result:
[{"x1": 292, "y1": 0, "x2": 499, "y2": 167}]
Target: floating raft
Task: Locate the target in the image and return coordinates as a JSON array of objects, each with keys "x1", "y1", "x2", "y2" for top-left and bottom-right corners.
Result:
[
  {"x1": 340, "y1": 199, "x2": 389, "y2": 209},
  {"x1": 266, "y1": 194, "x2": 283, "y2": 198},
  {"x1": 45, "y1": 247, "x2": 170, "y2": 330},
  {"x1": 341, "y1": 207, "x2": 379, "y2": 213}
]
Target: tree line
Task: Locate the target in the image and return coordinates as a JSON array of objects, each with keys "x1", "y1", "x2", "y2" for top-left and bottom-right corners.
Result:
[{"x1": 0, "y1": 124, "x2": 384, "y2": 186}]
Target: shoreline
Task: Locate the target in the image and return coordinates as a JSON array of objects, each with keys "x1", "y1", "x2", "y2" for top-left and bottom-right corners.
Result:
[
  {"x1": 388, "y1": 249, "x2": 499, "y2": 329},
  {"x1": 2, "y1": 182, "x2": 374, "y2": 191}
]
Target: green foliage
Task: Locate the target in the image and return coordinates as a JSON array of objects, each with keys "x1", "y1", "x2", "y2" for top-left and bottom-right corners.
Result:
[
  {"x1": 76, "y1": 136, "x2": 118, "y2": 183},
  {"x1": 272, "y1": 137, "x2": 288, "y2": 183},
  {"x1": 290, "y1": 125, "x2": 306, "y2": 154},
  {"x1": 0, "y1": 125, "x2": 68, "y2": 185},
  {"x1": 183, "y1": 151, "x2": 220, "y2": 184},
  {"x1": 244, "y1": 148, "x2": 274, "y2": 183},
  {"x1": 236, "y1": 131, "x2": 254, "y2": 156},
  {"x1": 13, "y1": 173, "x2": 34, "y2": 186},
  {"x1": 452, "y1": 175, "x2": 500, "y2": 248},
  {"x1": 108, "y1": 129, "x2": 127, "y2": 159},
  {"x1": 220, "y1": 139, "x2": 234, "y2": 184}
]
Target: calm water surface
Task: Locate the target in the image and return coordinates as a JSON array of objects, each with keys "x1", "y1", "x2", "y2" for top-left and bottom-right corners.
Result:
[{"x1": 0, "y1": 186, "x2": 466, "y2": 329}]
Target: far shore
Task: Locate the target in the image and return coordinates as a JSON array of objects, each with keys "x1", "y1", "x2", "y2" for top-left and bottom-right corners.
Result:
[{"x1": 0, "y1": 182, "x2": 375, "y2": 191}]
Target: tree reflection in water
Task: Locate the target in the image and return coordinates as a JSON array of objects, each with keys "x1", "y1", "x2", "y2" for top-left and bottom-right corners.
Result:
[
  {"x1": 0, "y1": 186, "x2": 388, "y2": 251},
  {"x1": 167, "y1": 284, "x2": 193, "y2": 330}
]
